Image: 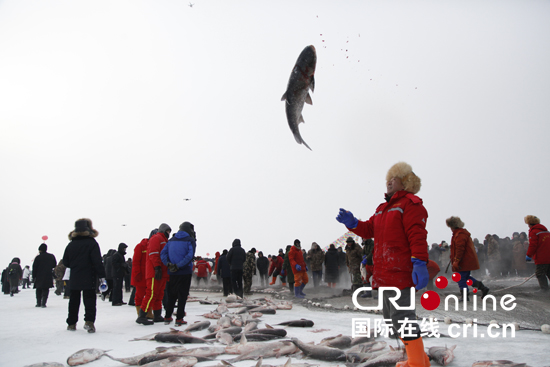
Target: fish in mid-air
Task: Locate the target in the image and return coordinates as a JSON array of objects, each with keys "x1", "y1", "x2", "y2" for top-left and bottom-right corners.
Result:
[{"x1": 281, "y1": 45, "x2": 317, "y2": 151}]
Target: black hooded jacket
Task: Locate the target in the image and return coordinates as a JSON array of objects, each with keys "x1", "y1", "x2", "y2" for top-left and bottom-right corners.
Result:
[
  {"x1": 111, "y1": 243, "x2": 129, "y2": 278},
  {"x1": 226, "y1": 239, "x2": 246, "y2": 271}
]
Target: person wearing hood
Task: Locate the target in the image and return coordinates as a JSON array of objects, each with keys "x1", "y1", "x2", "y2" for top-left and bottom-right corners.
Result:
[
  {"x1": 132, "y1": 229, "x2": 157, "y2": 318},
  {"x1": 256, "y1": 251, "x2": 269, "y2": 287},
  {"x1": 324, "y1": 244, "x2": 340, "y2": 288},
  {"x1": 139, "y1": 223, "x2": 172, "y2": 324},
  {"x1": 446, "y1": 216, "x2": 488, "y2": 300},
  {"x1": 111, "y1": 243, "x2": 129, "y2": 306},
  {"x1": 289, "y1": 240, "x2": 308, "y2": 298},
  {"x1": 101, "y1": 249, "x2": 116, "y2": 302},
  {"x1": 62, "y1": 218, "x2": 106, "y2": 333},
  {"x1": 226, "y1": 239, "x2": 246, "y2": 298},
  {"x1": 345, "y1": 237, "x2": 363, "y2": 293},
  {"x1": 525, "y1": 215, "x2": 550, "y2": 292},
  {"x1": 282, "y1": 245, "x2": 294, "y2": 292},
  {"x1": 160, "y1": 221, "x2": 196, "y2": 326},
  {"x1": 32, "y1": 243, "x2": 57, "y2": 307},
  {"x1": 336, "y1": 161, "x2": 431, "y2": 367},
  {"x1": 7, "y1": 257, "x2": 22, "y2": 297},
  {"x1": 217, "y1": 249, "x2": 232, "y2": 296},
  {"x1": 307, "y1": 242, "x2": 324, "y2": 288}
]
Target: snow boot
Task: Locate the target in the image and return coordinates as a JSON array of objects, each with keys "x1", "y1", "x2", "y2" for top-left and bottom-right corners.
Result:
[
  {"x1": 175, "y1": 319, "x2": 187, "y2": 326},
  {"x1": 136, "y1": 309, "x2": 154, "y2": 325},
  {"x1": 84, "y1": 321, "x2": 96, "y2": 333},
  {"x1": 294, "y1": 286, "x2": 304, "y2": 299},
  {"x1": 269, "y1": 277, "x2": 276, "y2": 285},
  {"x1": 153, "y1": 309, "x2": 164, "y2": 323},
  {"x1": 299, "y1": 284, "x2": 306, "y2": 296},
  {"x1": 67, "y1": 324, "x2": 76, "y2": 331},
  {"x1": 472, "y1": 281, "x2": 490, "y2": 298},
  {"x1": 164, "y1": 317, "x2": 173, "y2": 325},
  {"x1": 535, "y1": 275, "x2": 550, "y2": 291},
  {"x1": 396, "y1": 337, "x2": 431, "y2": 367}
]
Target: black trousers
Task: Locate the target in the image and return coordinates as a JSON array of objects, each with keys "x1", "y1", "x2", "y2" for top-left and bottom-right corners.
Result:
[
  {"x1": 112, "y1": 276, "x2": 124, "y2": 304},
  {"x1": 36, "y1": 288, "x2": 50, "y2": 306},
  {"x1": 164, "y1": 274, "x2": 192, "y2": 320},
  {"x1": 67, "y1": 289, "x2": 97, "y2": 325},
  {"x1": 230, "y1": 269, "x2": 243, "y2": 298},
  {"x1": 222, "y1": 277, "x2": 232, "y2": 296}
]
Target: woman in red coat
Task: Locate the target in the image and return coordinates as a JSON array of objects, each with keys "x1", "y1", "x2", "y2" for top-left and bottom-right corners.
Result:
[
  {"x1": 446, "y1": 216, "x2": 489, "y2": 300},
  {"x1": 525, "y1": 215, "x2": 550, "y2": 291}
]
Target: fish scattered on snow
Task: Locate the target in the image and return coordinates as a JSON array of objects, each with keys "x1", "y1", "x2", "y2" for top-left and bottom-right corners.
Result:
[
  {"x1": 319, "y1": 334, "x2": 352, "y2": 349},
  {"x1": 472, "y1": 361, "x2": 531, "y2": 367},
  {"x1": 289, "y1": 338, "x2": 346, "y2": 362},
  {"x1": 24, "y1": 363, "x2": 65, "y2": 367},
  {"x1": 427, "y1": 345, "x2": 457, "y2": 366},
  {"x1": 154, "y1": 333, "x2": 210, "y2": 344},
  {"x1": 109, "y1": 346, "x2": 187, "y2": 365},
  {"x1": 277, "y1": 319, "x2": 314, "y2": 327},
  {"x1": 139, "y1": 356, "x2": 198, "y2": 367},
  {"x1": 67, "y1": 349, "x2": 112, "y2": 366},
  {"x1": 281, "y1": 45, "x2": 317, "y2": 151},
  {"x1": 184, "y1": 321, "x2": 211, "y2": 332},
  {"x1": 353, "y1": 346, "x2": 406, "y2": 367}
]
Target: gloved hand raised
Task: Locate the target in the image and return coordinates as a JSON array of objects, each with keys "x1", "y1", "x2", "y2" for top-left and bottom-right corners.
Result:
[
  {"x1": 526, "y1": 256, "x2": 532, "y2": 262},
  {"x1": 154, "y1": 266, "x2": 162, "y2": 280},
  {"x1": 411, "y1": 258, "x2": 429, "y2": 290},
  {"x1": 336, "y1": 208, "x2": 358, "y2": 229},
  {"x1": 295, "y1": 264, "x2": 302, "y2": 272}
]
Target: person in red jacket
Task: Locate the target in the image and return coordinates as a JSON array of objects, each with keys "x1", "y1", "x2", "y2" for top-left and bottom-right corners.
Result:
[
  {"x1": 425, "y1": 260, "x2": 440, "y2": 291},
  {"x1": 336, "y1": 161, "x2": 430, "y2": 367},
  {"x1": 136, "y1": 223, "x2": 171, "y2": 325},
  {"x1": 268, "y1": 253, "x2": 284, "y2": 285},
  {"x1": 289, "y1": 239, "x2": 308, "y2": 298},
  {"x1": 131, "y1": 229, "x2": 157, "y2": 317},
  {"x1": 525, "y1": 215, "x2": 550, "y2": 292},
  {"x1": 213, "y1": 252, "x2": 221, "y2": 285},
  {"x1": 195, "y1": 257, "x2": 212, "y2": 286},
  {"x1": 446, "y1": 216, "x2": 489, "y2": 300}
]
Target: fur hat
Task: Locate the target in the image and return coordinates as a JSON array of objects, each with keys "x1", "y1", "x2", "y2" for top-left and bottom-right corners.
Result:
[
  {"x1": 69, "y1": 218, "x2": 98, "y2": 239},
  {"x1": 386, "y1": 162, "x2": 421, "y2": 194},
  {"x1": 446, "y1": 216, "x2": 464, "y2": 229},
  {"x1": 524, "y1": 215, "x2": 540, "y2": 226}
]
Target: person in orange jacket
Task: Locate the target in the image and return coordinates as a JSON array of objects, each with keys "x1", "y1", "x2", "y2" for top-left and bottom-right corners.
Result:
[
  {"x1": 336, "y1": 162, "x2": 431, "y2": 367},
  {"x1": 289, "y1": 239, "x2": 308, "y2": 298},
  {"x1": 136, "y1": 223, "x2": 171, "y2": 325}
]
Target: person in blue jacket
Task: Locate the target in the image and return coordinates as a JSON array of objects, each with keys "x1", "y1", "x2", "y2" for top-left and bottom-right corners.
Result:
[{"x1": 160, "y1": 221, "x2": 196, "y2": 326}]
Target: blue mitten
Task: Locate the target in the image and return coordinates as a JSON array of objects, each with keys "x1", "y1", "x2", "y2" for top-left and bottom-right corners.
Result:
[
  {"x1": 411, "y1": 258, "x2": 429, "y2": 290},
  {"x1": 526, "y1": 256, "x2": 532, "y2": 262},
  {"x1": 336, "y1": 208, "x2": 358, "y2": 229},
  {"x1": 295, "y1": 264, "x2": 302, "y2": 271}
]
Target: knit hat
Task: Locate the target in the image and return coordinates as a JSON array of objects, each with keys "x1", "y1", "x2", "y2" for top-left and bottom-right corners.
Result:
[
  {"x1": 446, "y1": 216, "x2": 464, "y2": 229},
  {"x1": 386, "y1": 162, "x2": 421, "y2": 194},
  {"x1": 38, "y1": 243, "x2": 47, "y2": 252},
  {"x1": 524, "y1": 215, "x2": 540, "y2": 226}
]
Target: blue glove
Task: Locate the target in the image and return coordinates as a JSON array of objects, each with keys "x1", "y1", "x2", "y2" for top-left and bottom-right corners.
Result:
[
  {"x1": 280, "y1": 269, "x2": 285, "y2": 276},
  {"x1": 361, "y1": 256, "x2": 368, "y2": 266},
  {"x1": 526, "y1": 256, "x2": 532, "y2": 262},
  {"x1": 411, "y1": 258, "x2": 429, "y2": 290},
  {"x1": 336, "y1": 208, "x2": 358, "y2": 229},
  {"x1": 295, "y1": 264, "x2": 301, "y2": 271},
  {"x1": 306, "y1": 266, "x2": 308, "y2": 272}
]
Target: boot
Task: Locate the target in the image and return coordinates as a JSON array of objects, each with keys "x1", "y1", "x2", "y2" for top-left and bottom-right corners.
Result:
[
  {"x1": 67, "y1": 324, "x2": 76, "y2": 331},
  {"x1": 396, "y1": 338, "x2": 431, "y2": 367},
  {"x1": 282, "y1": 282, "x2": 287, "y2": 287},
  {"x1": 472, "y1": 281, "x2": 490, "y2": 298},
  {"x1": 41, "y1": 295, "x2": 48, "y2": 308},
  {"x1": 535, "y1": 275, "x2": 550, "y2": 291},
  {"x1": 153, "y1": 309, "x2": 164, "y2": 323},
  {"x1": 135, "y1": 305, "x2": 141, "y2": 316},
  {"x1": 299, "y1": 284, "x2": 306, "y2": 296},
  {"x1": 84, "y1": 321, "x2": 96, "y2": 333},
  {"x1": 136, "y1": 309, "x2": 154, "y2": 325},
  {"x1": 294, "y1": 286, "x2": 304, "y2": 299},
  {"x1": 269, "y1": 277, "x2": 276, "y2": 285},
  {"x1": 289, "y1": 283, "x2": 294, "y2": 293}
]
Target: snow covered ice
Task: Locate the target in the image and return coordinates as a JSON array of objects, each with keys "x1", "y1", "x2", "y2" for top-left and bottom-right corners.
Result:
[{"x1": 1, "y1": 286, "x2": 549, "y2": 367}]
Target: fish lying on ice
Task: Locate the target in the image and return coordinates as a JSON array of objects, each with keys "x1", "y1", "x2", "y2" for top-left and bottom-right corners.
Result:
[
  {"x1": 67, "y1": 349, "x2": 112, "y2": 366},
  {"x1": 277, "y1": 319, "x2": 314, "y2": 327},
  {"x1": 289, "y1": 338, "x2": 346, "y2": 362},
  {"x1": 109, "y1": 346, "x2": 187, "y2": 365},
  {"x1": 427, "y1": 345, "x2": 457, "y2": 366},
  {"x1": 24, "y1": 363, "x2": 65, "y2": 367}
]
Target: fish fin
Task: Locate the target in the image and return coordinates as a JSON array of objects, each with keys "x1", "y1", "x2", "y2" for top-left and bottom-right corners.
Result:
[
  {"x1": 284, "y1": 357, "x2": 292, "y2": 367},
  {"x1": 299, "y1": 115, "x2": 305, "y2": 124},
  {"x1": 310, "y1": 75, "x2": 315, "y2": 92},
  {"x1": 281, "y1": 92, "x2": 287, "y2": 101},
  {"x1": 255, "y1": 357, "x2": 263, "y2": 367},
  {"x1": 305, "y1": 93, "x2": 313, "y2": 105},
  {"x1": 266, "y1": 324, "x2": 273, "y2": 329}
]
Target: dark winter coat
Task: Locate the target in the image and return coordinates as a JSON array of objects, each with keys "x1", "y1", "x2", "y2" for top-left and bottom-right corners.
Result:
[
  {"x1": 345, "y1": 242, "x2": 363, "y2": 273},
  {"x1": 8, "y1": 259, "x2": 22, "y2": 283},
  {"x1": 226, "y1": 240, "x2": 246, "y2": 271},
  {"x1": 63, "y1": 235, "x2": 106, "y2": 290},
  {"x1": 218, "y1": 253, "x2": 231, "y2": 279},
  {"x1": 104, "y1": 250, "x2": 116, "y2": 280},
  {"x1": 32, "y1": 251, "x2": 57, "y2": 289},
  {"x1": 337, "y1": 249, "x2": 346, "y2": 268},
  {"x1": 527, "y1": 223, "x2": 550, "y2": 264},
  {"x1": 243, "y1": 252, "x2": 257, "y2": 278},
  {"x1": 307, "y1": 244, "x2": 324, "y2": 272},
  {"x1": 282, "y1": 250, "x2": 295, "y2": 283},
  {"x1": 161, "y1": 230, "x2": 196, "y2": 275},
  {"x1": 111, "y1": 244, "x2": 128, "y2": 278},
  {"x1": 256, "y1": 255, "x2": 269, "y2": 275},
  {"x1": 324, "y1": 247, "x2": 339, "y2": 283}
]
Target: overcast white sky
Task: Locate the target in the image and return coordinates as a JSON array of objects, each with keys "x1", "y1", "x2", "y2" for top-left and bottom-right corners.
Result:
[{"x1": 1, "y1": 1, "x2": 549, "y2": 268}]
